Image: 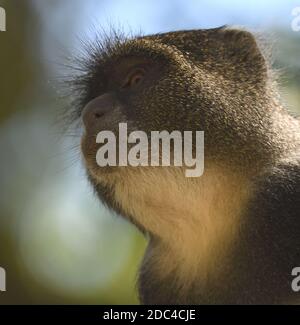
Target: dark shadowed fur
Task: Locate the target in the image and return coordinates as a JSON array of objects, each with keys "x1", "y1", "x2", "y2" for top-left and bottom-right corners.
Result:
[
  {"x1": 138, "y1": 164, "x2": 300, "y2": 304},
  {"x1": 67, "y1": 26, "x2": 300, "y2": 304}
]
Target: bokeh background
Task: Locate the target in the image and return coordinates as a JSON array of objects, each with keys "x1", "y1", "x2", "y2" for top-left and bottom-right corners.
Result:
[{"x1": 0, "y1": 0, "x2": 299, "y2": 304}]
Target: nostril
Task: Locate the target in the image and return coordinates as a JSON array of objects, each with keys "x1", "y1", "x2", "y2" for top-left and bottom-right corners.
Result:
[
  {"x1": 82, "y1": 93, "x2": 113, "y2": 128},
  {"x1": 94, "y1": 111, "x2": 104, "y2": 119}
]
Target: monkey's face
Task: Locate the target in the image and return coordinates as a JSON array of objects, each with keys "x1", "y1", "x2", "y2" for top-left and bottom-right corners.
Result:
[
  {"x1": 79, "y1": 38, "x2": 199, "y2": 179},
  {"x1": 78, "y1": 28, "x2": 268, "y2": 181},
  {"x1": 73, "y1": 28, "x2": 269, "y2": 224}
]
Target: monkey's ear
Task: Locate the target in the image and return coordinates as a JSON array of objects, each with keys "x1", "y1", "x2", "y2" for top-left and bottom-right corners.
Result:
[
  {"x1": 156, "y1": 27, "x2": 268, "y2": 84},
  {"x1": 211, "y1": 27, "x2": 268, "y2": 82}
]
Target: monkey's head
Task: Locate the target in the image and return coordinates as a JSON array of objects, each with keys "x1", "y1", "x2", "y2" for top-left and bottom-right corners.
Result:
[
  {"x1": 67, "y1": 27, "x2": 300, "y2": 305},
  {"x1": 70, "y1": 26, "x2": 284, "y2": 233}
]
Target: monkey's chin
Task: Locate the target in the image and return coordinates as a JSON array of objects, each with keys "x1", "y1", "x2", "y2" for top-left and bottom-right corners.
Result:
[{"x1": 84, "y1": 159, "x2": 121, "y2": 180}]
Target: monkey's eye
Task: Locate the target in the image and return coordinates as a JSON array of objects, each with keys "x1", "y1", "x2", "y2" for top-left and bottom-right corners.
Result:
[{"x1": 121, "y1": 68, "x2": 145, "y2": 89}]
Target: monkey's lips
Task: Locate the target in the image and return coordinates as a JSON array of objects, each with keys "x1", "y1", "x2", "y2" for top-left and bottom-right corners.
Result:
[{"x1": 81, "y1": 133, "x2": 124, "y2": 177}]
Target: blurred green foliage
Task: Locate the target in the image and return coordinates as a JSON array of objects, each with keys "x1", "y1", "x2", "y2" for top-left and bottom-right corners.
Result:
[{"x1": 0, "y1": 0, "x2": 40, "y2": 121}]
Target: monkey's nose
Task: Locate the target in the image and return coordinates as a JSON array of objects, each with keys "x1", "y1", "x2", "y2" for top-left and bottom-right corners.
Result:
[{"x1": 81, "y1": 93, "x2": 113, "y2": 130}]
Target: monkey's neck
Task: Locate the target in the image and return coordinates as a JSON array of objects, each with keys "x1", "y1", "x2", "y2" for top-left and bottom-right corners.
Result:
[{"x1": 110, "y1": 165, "x2": 254, "y2": 303}]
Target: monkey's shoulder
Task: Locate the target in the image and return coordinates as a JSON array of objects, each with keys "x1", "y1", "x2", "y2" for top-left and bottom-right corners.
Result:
[
  {"x1": 253, "y1": 161, "x2": 300, "y2": 219},
  {"x1": 244, "y1": 160, "x2": 300, "y2": 259}
]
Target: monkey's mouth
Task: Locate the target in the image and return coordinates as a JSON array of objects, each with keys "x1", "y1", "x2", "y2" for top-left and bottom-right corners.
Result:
[
  {"x1": 81, "y1": 133, "x2": 120, "y2": 177},
  {"x1": 81, "y1": 131, "x2": 143, "y2": 176}
]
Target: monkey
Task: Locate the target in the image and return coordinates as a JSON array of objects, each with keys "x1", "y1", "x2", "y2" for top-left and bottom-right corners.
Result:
[{"x1": 68, "y1": 26, "x2": 300, "y2": 304}]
